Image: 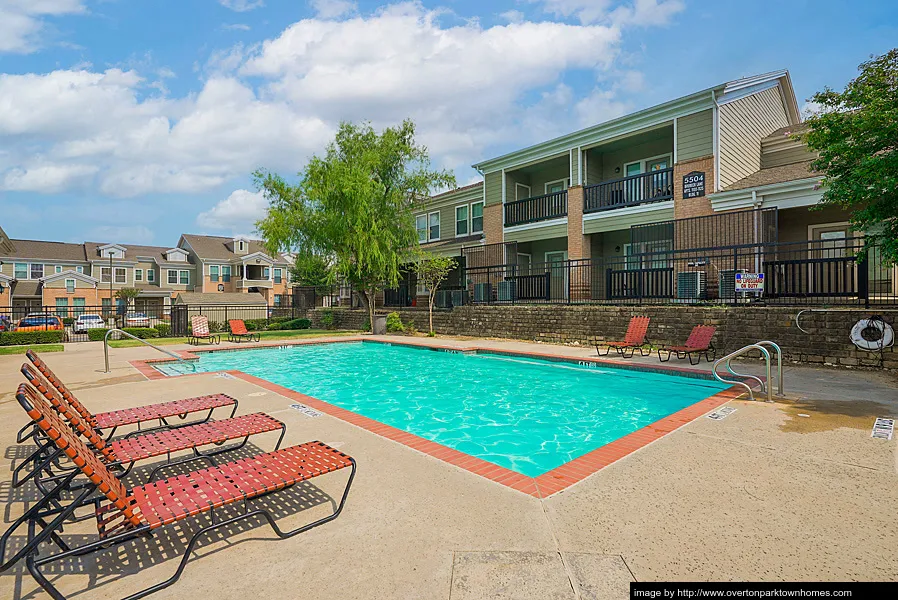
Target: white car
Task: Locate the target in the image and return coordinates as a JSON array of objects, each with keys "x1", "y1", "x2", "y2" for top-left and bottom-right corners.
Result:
[
  {"x1": 73, "y1": 314, "x2": 106, "y2": 333},
  {"x1": 124, "y1": 312, "x2": 150, "y2": 327}
]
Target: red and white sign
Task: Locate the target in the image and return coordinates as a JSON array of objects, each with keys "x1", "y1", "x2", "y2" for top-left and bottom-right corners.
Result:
[{"x1": 735, "y1": 272, "x2": 764, "y2": 291}]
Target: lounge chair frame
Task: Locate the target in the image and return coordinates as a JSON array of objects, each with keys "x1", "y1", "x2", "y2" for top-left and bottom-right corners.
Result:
[
  {"x1": 227, "y1": 319, "x2": 260, "y2": 343},
  {"x1": 189, "y1": 315, "x2": 221, "y2": 346},
  {"x1": 1, "y1": 384, "x2": 356, "y2": 600},
  {"x1": 657, "y1": 325, "x2": 717, "y2": 365},
  {"x1": 593, "y1": 316, "x2": 652, "y2": 359}
]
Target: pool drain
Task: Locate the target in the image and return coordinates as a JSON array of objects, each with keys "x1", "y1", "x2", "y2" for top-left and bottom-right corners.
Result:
[{"x1": 872, "y1": 418, "x2": 894, "y2": 440}]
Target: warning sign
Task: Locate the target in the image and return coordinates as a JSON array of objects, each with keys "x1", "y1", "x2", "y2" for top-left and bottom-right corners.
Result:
[{"x1": 735, "y1": 272, "x2": 764, "y2": 291}]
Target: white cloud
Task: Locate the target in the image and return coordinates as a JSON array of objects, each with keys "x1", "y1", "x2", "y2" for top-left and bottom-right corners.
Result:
[
  {"x1": 219, "y1": 0, "x2": 264, "y2": 12},
  {"x1": 500, "y1": 10, "x2": 525, "y2": 24},
  {"x1": 0, "y1": 0, "x2": 86, "y2": 54},
  {"x1": 0, "y1": 2, "x2": 676, "y2": 200},
  {"x1": 196, "y1": 189, "x2": 268, "y2": 232},
  {"x1": 310, "y1": 0, "x2": 357, "y2": 19},
  {"x1": 222, "y1": 23, "x2": 251, "y2": 31},
  {"x1": 531, "y1": 0, "x2": 684, "y2": 26},
  {"x1": 86, "y1": 225, "x2": 155, "y2": 244}
]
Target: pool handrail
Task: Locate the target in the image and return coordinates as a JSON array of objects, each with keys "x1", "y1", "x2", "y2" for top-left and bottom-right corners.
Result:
[
  {"x1": 712, "y1": 341, "x2": 783, "y2": 402},
  {"x1": 103, "y1": 328, "x2": 193, "y2": 373}
]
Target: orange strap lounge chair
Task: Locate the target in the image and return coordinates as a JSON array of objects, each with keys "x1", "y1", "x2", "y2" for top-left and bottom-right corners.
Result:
[
  {"x1": 23, "y1": 350, "x2": 237, "y2": 440},
  {"x1": 657, "y1": 325, "x2": 717, "y2": 365},
  {"x1": 0, "y1": 382, "x2": 355, "y2": 600},
  {"x1": 595, "y1": 316, "x2": 651, "y2": 358},
  {"x1": 189, "y1": 315, "x2": 220, "y2": 345},
  {"x1": 14, "y1": 363, "x2": 286, "y2": 486},
  {"x1": 228, "y1": 319, "x2": 260, "y2": 343}
]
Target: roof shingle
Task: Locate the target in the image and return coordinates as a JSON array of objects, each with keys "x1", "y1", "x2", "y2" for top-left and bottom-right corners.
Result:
[{"x1": 721, "y1": 160, "x2": 819, "y2": 192}]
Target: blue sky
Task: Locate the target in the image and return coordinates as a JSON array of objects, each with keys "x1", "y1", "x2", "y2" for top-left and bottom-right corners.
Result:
[{"x1": 0, "y1": 0, "x2": 895, "y2": 246}]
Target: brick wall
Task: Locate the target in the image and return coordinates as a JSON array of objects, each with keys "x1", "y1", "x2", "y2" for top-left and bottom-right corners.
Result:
[
  {"x1": 483, "y1": 203, "x2": 503, "y2": 245},
  {"x1": 673, "y1": 154, "x2": 716, "y2": 221},
  {"x1": 566, "y1": 186, "x2": 587, "y2": 260},
  {"x1": 304, "y1": 305, "x2": 898, "y2": 369}
]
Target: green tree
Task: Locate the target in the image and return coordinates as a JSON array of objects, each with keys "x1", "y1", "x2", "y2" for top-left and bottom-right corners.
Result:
[
  {"x1": 114, "y1": 287, "x2": 141, "y2": 309},
  {"x1": 290, "y1": 251, "x2": 334, "y2": 293},
  {"x1": 804, "y1": 48, "x2": 898, "y2": 262},
  {"x1": 415, "y1": 253, "x2": 456, "y2": 335},
  {"x1": 256, "y1": 120, "x2": 455, "y2": 331}
]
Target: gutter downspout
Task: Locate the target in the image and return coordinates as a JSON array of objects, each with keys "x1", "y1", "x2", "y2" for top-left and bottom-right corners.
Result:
[{"x1": 712, "y1": 90, "x2": 721, "y2": 192}]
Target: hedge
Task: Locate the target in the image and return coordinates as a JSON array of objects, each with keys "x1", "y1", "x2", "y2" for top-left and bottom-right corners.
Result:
[
  {"x1": 88, "y1": 328, "x2": 110, "y2": 341},
  {"x1": 154, "y1": 323, "x2": 172, "y2": 337},
  {"x1": 267, "y1": 318, "x2": 311, "y2": 331},
  {"x1": 122, "y1": 327, "x2": 159, "y2": 339},
  {"x1": 0, "y1": 330, "x2": 65, "y2": 346}
]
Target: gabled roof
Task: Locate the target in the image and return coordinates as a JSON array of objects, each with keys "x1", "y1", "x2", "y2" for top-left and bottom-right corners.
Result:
[
  {"x1": 84, "y1": 241, "x2": 178, "y2": 262},
  {"x1": 41, "y1": 270, "x2": 98, "y2": 285},
  {"x1": 719, "y1": 160, "x2": 819, "y2": 192},
  {"x1": 10, "y1": 280, "x2": 41, "y2": 296},
  {"x1": 179, "y1": 234, "x2": 288, "y2": 263},
  {"x1": 473, "y1": 70, "x2": 800, "y2": 173},
  {"x1": 0, "y1": 225, "x2": 15, "y2": 254},
  {"x1": 0, "y1": 239, "x2": 87, "y2": 262}
]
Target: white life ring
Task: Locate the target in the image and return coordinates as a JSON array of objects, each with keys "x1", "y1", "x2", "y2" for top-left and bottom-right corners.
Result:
[{"x1": 850, "y1": 318, "x2": 894, "y2": 351}]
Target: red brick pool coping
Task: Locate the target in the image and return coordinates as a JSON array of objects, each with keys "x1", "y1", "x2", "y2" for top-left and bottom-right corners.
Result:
[{"x1": 130, "y1": 336, "x2": 747, "y2": 498}]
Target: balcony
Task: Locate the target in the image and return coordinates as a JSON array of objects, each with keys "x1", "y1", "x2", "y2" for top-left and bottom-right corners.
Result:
[
  {"x1": 504, "y1": 190, "x2": 568, "y2": 227},
  {"x1": 584, "y1": 168, "x2": 673, "y2": 214},
  {"x1": 240, "y1": 278, "x2": 273, "y2": 289}
]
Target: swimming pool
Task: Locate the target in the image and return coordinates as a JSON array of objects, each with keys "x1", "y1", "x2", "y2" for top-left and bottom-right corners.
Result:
[{"x1": 157, "y1": 342, "x2": 729, "y2": 477}]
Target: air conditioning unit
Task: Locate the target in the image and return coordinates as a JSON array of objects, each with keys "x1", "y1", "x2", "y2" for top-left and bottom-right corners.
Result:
[
  {"x1": 434, "y1": 290, "x2": 452, "y2": 309},
  {"x1": 718, "y1": 269, "x2": 747, "y2": 300},
  {"x1": 450, "y1": 290, "x2": 467, "y2": 307},
  {"x1": 676, "y1": 271, "x2": 707, "y2": 300},
  {"x1": 473, "y1": 282, "x2": 492, "y2": 303},
  {"x1": 497, "y1": 280, "x2": 517, "y2": 302}
]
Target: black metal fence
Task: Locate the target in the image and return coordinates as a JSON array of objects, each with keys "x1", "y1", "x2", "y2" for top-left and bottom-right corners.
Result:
[
  {"x1": 504, "y1": 190, "x2": 567, "y2": 226},
  {"x1": 462, "y1": 237, "x2": 897, "y2": 307},
  {"x1": 584, "y1": 167, "x2": 673, "y2": 213}
]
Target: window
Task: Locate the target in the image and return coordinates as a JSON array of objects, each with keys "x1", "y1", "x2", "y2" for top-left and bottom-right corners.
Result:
[
  {"x1": 56, "y1": 298, "x2": 69, "y2": 317},
  {"x1": 147, "y1": 269, "x2": 155, "y2": 282},
  {"x1": 415, "y1": 214, "x2": 427, "y2": 243},
  {"x1": 65, "y1": 279, "x2": 75, "y2": 294},
  {"x1": 76, "y1": 266, "x2": 84, "y2": 274},
  {"x1": 73, "y1": 298, "x2": 85, "y2": 317},
  {"x1": 167, "y1": 269, "x2": 178, "y2": 284},
  {"x1": 471, "y1": 202, "x2": 484, "y2": 233},
  {"x1": 14, "y1": 263, "x2": 27, "y2": 279},
  {"x1": 515, "y1": 183, "x2": 531, "y2": 201},
  {"x1": 210, "y1": 265, "x2": 219, "y2": 282},
  {"x1": 221, "y1": 265, "x2": 231, "y2": 283},
  {"x1": 55, "y1": 265, "x2": 63, "y2": 274},
  {"x1": 238, "y1": 240, "x2": 245, "y2": 251},
  {"x1": 456, "y1": 205, "x2": 468, "y2": 236},
  {"x1": 545, "y1": 179, "x2": 568, "y2": 194},
  {"x1": 273, "y1": 294, "x2": 282, "y2": 306},
  {"x1": 263, "y1": 267, "x2": 270, "y2": 279},
  {"x1": 624, "y1": 162, "x2": 642, "y2": 177},
  {"x1": 179, "y1": 270, "x2": 189, "y2": 285},
  {"x1": 101, "y1": 297, "x2": 112, "y2": 316},
  {"x1": 30, "y1": 264, "x2": 44, "y2": 279},
  {"x1": 135, "y1": 269, "x2": 143, "y2": 282},
  {"x1": 101, "y1": 267, "x2": 112, "y2": 283},
  {"x1": 429, "y1": 211, "x2": 440, "y2": 241},
  {"x1": 274, "y1": 268, "x2": 282, "y2": 284},
  {"x1": 114, "y1": 267, "x2": 126, "y2": 283}
]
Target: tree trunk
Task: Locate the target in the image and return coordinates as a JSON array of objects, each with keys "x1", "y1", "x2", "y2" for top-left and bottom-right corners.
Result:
[
  {"x1": 365, "y1": 288, "x2": 376, "y2": 333},
  {"x1": 428, "y1": 291, "x2": 435, "y2": 334}
]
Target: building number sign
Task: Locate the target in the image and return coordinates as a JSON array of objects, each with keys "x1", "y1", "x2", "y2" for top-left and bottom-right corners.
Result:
[{"x1": 682, "y1": 171, "x2": 706, "y2": 199}]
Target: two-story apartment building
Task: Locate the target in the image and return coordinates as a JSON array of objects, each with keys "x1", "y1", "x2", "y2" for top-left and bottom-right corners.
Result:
[
  {"x1": 0, "y1": 226, "x2": 296, "y2": 316},
  {"x1": 411, "y1": 70, "x2": 891, "y2": 304}
]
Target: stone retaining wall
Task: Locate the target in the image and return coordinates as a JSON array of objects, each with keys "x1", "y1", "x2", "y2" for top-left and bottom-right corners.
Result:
[{"x1": 303, "y1": 305, "x2": 898, "y2": 369}]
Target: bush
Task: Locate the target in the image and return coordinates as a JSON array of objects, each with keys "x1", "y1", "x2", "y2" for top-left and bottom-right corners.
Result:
[
  {"x1": 279, "y1": 318, "x2": 312, "y2": 330},
  {"x1": 243, "y1": 319, "x2": 268, "y2": 331},
  {"x1": 207, "y1": 320, "x2": 223, "y2": 333},
  {"x1": 154, "y1": 323, "x2": 172, "y2": 337},
  {"x1": 88, "y1": 328, "x2": 110, "y2": 341},
  {"x1": 0, "y1": 330, "x2": 65, "y2": 346},
  {"x1": 361, "y1": 318, "x2": 371, "y2": 332},
  {"x1": 62, "y1": 317, "x2": 75, "y2": 325},
  {"x1": 121, "y1": 327, "x2": 159, "y2": 339},
  {"x1": 319, "y1": 308, "x2": 337, "y2": 329},
  {"x1": 386, "y1": 312, "x2": 405, "y2": 333}
]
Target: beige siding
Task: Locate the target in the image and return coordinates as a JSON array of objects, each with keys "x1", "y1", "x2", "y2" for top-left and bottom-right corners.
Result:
[
  {"x1": 599, "y1": 136, "x2": 673, "y2": 181},
  {"x1": 516, "y1": 237, "x2": 568, "y2": 260},
  {"x1": 529, "y1": 161, "x2": 570, "y2": 195},
  {"x1": 718, "y1": 87, "x2": 790, "y2": 188},
  {"x1": 504, "y1": 222, "x2": 567, "y2": 244},
  {"x1": 584, "y1": 151, "x2": 603, "y2": 186},
  {"x1": 760, "y1": 144, "x2": 817, "y2": 169},
  {"x1": 44, "y1": 277, "x2": 93, "y2": 289},
  {"x1": 778, "y1": 205, "x2": 850, "y2": 243},
  {"x1": 570, "y1": 149, "x2": 580, "y2": 185},
  {"x1": 676, "y1": 109, "x2": 713, "y2": 162},
  {"x1": 506, "y1": 171, "x2": 531, "y2": 200},
  {"x1": 484, "y1": 171, "x2": 502, "y2": 206}
]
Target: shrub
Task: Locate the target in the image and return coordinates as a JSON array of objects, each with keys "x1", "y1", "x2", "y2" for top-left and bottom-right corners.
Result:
[
  {"x1": 154, "y1": 323, "x2": 172, "y2": 337},
  {"x1": 361, "y1": 318, "x2": 371, "y2": 332},
  {"x1": 244, "y1": 319, "x2": 268, "y2": 331},
  {"x1": 0, "y1": 330, "x2": 65, "y2": 346},
  {"x1": 386, "y1": 312, "x2": 405, "y2": 333},
  {"x1": 319, "y1": 308, "x2": 336, "y2": 329},
  {"x1": 277, "y1": 318, "x2": 312, "y2": 330},
  {"x1": 207, "y1": 320, "x2": 223, "y2": 333},
  {"x1": 88, "y1": 328, "x2": 111, "y2": 341},
  {"x1": 269, "y1": 316, "x2": 293, "y2": 324},
  {"x1": 266, "y1": 323, "x2": 282, "y2": 331},
  {"x1": 62, "y1": 317, "x2": 75, "y2": 325},
  {"x1": 122, "y1": 327, "x2": 159, "y2": 339}
]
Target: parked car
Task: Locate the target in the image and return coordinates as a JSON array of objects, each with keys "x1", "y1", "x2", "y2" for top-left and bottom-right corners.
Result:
[
  {"x1": 73, "y1": 314, "x2": 106, "y2": 333},
  {"x1": 0, "y1": 316, "x2": 12, "y2": 332},
  {"x1": 123, "y1": 312, "x2": 150, "y2": 327},
  {"x1": 15, "y1": 315, "x2": 64, "y2": 332}
]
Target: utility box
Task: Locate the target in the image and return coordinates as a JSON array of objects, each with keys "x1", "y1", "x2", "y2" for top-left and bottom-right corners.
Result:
[{"x1": 373, "y1": 314, "x2": 387, "y2": 335}]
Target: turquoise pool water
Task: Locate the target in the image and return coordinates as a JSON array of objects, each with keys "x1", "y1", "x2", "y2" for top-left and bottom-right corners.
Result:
[{"x1": 157, "y1": 342, "x2": 728, "y2": 477}]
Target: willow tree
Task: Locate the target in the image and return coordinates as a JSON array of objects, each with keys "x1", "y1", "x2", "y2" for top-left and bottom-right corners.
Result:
[{"x1": 256, "y1": 120, "x2": 455, "y2": 331}]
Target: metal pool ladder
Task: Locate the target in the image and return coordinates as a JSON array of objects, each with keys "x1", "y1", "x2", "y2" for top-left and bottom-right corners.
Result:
[
  {"x1": 712, "y1": 341, "x2": 784, "y2": 402},
  {"x1": 103, "y1": 328, "x2": 194, "y2": 373}
]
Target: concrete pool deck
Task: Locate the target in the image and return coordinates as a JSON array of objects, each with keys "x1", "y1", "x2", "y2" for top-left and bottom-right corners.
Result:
[{"x1": 1, "y1": 335, "x2": 896, "y2": 599}]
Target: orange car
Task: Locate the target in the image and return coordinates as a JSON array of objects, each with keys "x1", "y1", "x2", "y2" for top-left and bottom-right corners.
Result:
[{"x1": 15, "y1": 315, "x2": 63, "y2": 332}]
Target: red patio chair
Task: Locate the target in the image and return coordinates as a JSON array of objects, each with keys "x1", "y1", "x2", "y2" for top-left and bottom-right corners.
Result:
[
  {"x1": 189, "y1": 315, "x2": 220, "y2": 345},
  {"x1": 228, "y1": 319, "x2": 260, "y2": 343},
  {"x1": 24, "y1": 350, "x2": 237, "y2": 440},
  {"x1": 0, "y1": 382, "x2": 355, "y2": 600},
  {"x1": 595, "y1": 316, "x2": 651, "y2": 358},
  {"x1": 14, "y1": 363, "x2": 286, "y2": 486},
  {"x1": 658, "y1": 325, "x2": 717, "y2": 365}
]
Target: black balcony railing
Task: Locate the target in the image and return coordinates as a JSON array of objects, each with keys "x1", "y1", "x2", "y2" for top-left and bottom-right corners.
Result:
[
  {"x1": 504, "y1": 190, "x2": 568, "y2": 227},
  {"x1": 584, "y1": 167, "x2": 674, "y2": 213}
]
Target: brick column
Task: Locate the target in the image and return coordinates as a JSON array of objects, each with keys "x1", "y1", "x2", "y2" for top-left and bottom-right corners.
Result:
[
  {"x1": 565, "y1": 185, "x2": 592, "y2": 301},
  {"x1": 483, "y1": 203, "x2": 504, "y2": 245},
  {"x1": 673, "y1": 155, "x2": 716, "y2": 221}
]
